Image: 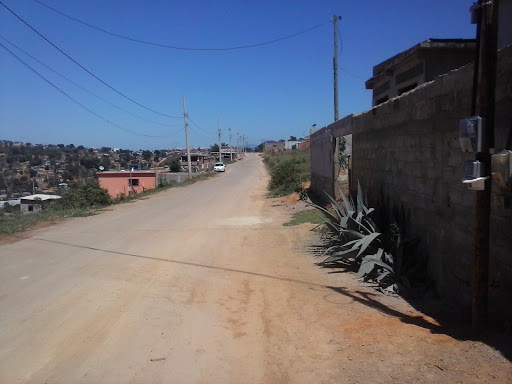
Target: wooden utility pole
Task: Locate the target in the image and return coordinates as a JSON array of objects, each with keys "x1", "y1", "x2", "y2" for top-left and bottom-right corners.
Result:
[
  {"x1": 183, "y1": 96, "x2": 192, "y2": 180},
  {"x1": 333, "y1": 15, "x2": 341, "y2": 122},
  {"x1": 218, "y1": 121, "x2": 222, "y2": 163},
  {"x1": 332, "y1": 15, "x2": 342, "y2": 198},
  {"x1": 229, "y1": 128, "x2": 232, "y2": 162},
  {"x1": 472, "y1": 0, "x2": 498, "y2": 334}
]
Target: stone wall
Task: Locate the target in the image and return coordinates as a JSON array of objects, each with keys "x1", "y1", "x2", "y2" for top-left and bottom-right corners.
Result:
[{"x1": 310, "y1": 46, "x2": 512, "y2": 322}]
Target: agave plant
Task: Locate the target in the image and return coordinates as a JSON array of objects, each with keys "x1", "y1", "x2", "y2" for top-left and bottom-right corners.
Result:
[
  {"x1": 309, "y1": 181, "x2": 382, "y2": 265},
  {"x1": 309, "y1": 182, "x2": 419, "y2": 291}
]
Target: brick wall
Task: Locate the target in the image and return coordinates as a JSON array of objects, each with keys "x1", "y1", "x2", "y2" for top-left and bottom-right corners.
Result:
[{"x1": 310, "y1": 46, "x2": 512, "y2": 322}]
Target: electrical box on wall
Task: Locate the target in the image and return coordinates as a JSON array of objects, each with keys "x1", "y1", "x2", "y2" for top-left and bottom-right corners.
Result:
[
  {"x1": 491, "y1": 150, "x2": 512, "y2": 192},
  {"x1": 462, "y1": 160, "x2": 489, "y2": 191},
  {"x1": 459, "y1": 116, "x2": 486, "y2": 153}
]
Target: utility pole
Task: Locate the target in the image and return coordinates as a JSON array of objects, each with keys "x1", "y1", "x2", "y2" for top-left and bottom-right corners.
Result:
[
  {"x1": 332, "y1": 15, "x2": 342, "y2": 198},
  {"x1": 236, "y1": 133, "x2": 240, "y2": 158},
  {"x1": 333, "y1": 15, "x2": 341, "y2": 122},
  {"x1": 183, "y1": 96, "x2": 192, "y2": 180},
  {"x1": 218, "y1": 121, "x2": 222, "y2": 163},
  {"x1": 229, "y1": 128, "x2": 233, "y2": 162},
  {"x1": 471, "y1": 0, "x2": 498, "y2": 334}
]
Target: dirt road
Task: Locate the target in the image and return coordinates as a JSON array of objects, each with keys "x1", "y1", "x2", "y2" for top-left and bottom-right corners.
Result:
[{"x1": 0, "y1": 153, "x2": 510, "y2": 383}]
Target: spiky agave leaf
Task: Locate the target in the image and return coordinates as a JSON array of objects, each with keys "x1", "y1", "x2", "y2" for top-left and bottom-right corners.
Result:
[
  {"x1": 323, "y1": 248, "x2": 360, "y2": 263},
  {"x1": 307, "y1": 201, "x2": 339, "y2": 224},
  {"x1": 323, "y1": 191, "x2": 347, "y2": 220},
  {"x1": 376, "y1": 270, "x2": 392, "y2": 283},
  {"x1": 357, "y1": 180, "x2": 364, "y2": 214},
  {"x1": 347, "y1": 215, "x2": 374, "y2": 235},
  {"x1": 323, "y1": 220, "x2": 342, "y2": 236},
  {"x1": 339, "y1": 192, "x2": 355, "y2": 216},
  {"x1": 356, "y1": 232, "x2": 382, "y2": 257},
  {"x1": 360, "y1": 256, "x2": 394, "y2": 273}
]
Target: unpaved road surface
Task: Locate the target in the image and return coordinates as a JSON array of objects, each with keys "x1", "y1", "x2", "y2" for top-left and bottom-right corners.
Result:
[{"x1": 1, "y1": 153, "x2": 511, "y2": 383}]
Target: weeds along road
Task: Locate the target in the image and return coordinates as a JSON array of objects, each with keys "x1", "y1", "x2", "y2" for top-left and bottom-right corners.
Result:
[{"x1": 1, "y1": 153, "x2": 511, "y2": 384}]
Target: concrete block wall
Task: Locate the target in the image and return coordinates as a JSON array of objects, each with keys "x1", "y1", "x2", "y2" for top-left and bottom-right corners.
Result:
[
  {"x1": 159, "y1": 172, "x2": 199, "y2": 185},
  {"x1": 310, "y1": 127, "x2": 335, "y2": 198},
  {"x1": 310, "y1": 46, "x2": 512, "y2": 321}
]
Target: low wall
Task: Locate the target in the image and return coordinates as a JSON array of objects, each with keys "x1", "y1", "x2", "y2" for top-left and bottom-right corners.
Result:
[
  {"x1": 310, "y1": 126, "x2": 335, "y2": 198},
  {"x1": 310, "y1": 45, "x2": 512, "y2": 322},
  {"x1": 159, "y1": 172, "x2": 200, "y2": 185}
]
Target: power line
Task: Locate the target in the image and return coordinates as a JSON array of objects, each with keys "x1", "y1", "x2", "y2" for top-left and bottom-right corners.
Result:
[
  {"x1": 336, "y1": 23, "x2": 363, "y2": 80},
  {"x1": 188, "y1": 124, "x2": 215, "y2": 139},
  {"x1": 188, "y1": 118, "x2": 215, "y2": 136},
  {"x1": 0, "y1": 41, "x2": 169, "y2": 138},
  {"x1": 32, "y1": 0, "x2": 330, "y2": 51},
  {"x1": 0, "y1": 34, "x2": 183, "y2": 130},
  {"x1": 0, "y1": 0, "x2": 182, "y2": 119}
]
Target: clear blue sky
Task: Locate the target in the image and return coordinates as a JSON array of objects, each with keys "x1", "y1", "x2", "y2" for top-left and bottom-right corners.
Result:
[{"x1": 0, "y1": 0, "x2": 475, "y2": 150}]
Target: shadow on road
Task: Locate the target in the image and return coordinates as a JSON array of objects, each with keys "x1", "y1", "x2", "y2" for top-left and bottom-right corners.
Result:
[{"x1": 29, "y1": 236, "x2": 512, "y2": 363}]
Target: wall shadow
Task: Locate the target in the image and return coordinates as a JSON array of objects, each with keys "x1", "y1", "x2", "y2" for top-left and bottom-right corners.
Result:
[{"x1": 323, "y1": 275, "x2": 512, "y2": 363}]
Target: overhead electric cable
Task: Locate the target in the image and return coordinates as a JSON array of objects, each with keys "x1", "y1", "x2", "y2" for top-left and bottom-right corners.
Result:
[
  {"x1": 0, "y1": 0, "x2": 182, "y2": 119},
  {"x1": 32, "y1": 0, "x2": 329, "y2": 51},
  {"x1": 336, "y1": 23, "x2": 363, "y2": 80},
  {"x1": 188, "y1": 124, "x2": 215, "y2": 139},
  {"x1": 0, "y1": 34, "x2": 183, "y2": 130},
  {"x1": 189, "y1": 118, "x2": 215, "y2": 135},
  {"x1": 0, "y1": 41, "x2": 169, "y2": 138}
]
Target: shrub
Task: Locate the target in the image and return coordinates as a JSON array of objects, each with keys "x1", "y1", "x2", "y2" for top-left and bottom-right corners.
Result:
[
  {"x1": 60, "y1": 181, "x2": 111, "y2": 209},
  {"x1": 264, "y1": 150, "x2": 310, "y2": 196},
  {"x1": 269, "y1": 159, "x2": 302, "y2": 195}
]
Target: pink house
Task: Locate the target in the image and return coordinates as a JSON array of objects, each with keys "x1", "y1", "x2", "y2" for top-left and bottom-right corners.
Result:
[{"x1": 97, "y1": 170, "x2": 167, "y2": 199}]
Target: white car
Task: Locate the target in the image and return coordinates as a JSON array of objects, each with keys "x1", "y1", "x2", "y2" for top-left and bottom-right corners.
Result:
[{"x1": 214, "y1": 162, "x2": 226, "y2": 172}]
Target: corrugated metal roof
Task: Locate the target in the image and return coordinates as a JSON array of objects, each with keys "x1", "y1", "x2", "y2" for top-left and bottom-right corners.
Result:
[{"x1": 20, "y1": 194, "x2": 61, "y2": 201}]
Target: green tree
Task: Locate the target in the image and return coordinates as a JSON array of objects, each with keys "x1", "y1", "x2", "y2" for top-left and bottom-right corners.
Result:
[
  {"x1": 30, "y1": 156, "x2": 43, "y2": 166},
  {"x1": 142, "y1": 150, "x2": 152, "y2": 161},
  {"x1": 165, "y1": 157, "x2": 181, "y2": 172}
]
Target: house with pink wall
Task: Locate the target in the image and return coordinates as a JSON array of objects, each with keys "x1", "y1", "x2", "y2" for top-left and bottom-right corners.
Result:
[{"x1": 97, "y1": 170, "x2": 168, "y2": 199}]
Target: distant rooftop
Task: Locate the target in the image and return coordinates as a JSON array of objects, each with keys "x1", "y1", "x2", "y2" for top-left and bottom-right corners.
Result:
[{"x1": 97, "y1": 170, "x2": 164, "y2": 175}]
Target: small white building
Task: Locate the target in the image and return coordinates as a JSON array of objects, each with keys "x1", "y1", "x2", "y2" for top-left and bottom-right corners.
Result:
[
  {"x1": 20, "y1": 194, "x2": 61, "y2": 214},
  {"x1": 284, "y1": 140, "x2": 299, "y2": 150},
  {"x1": 0, "y1": 198, "x2": 20, "y2": 210}
]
